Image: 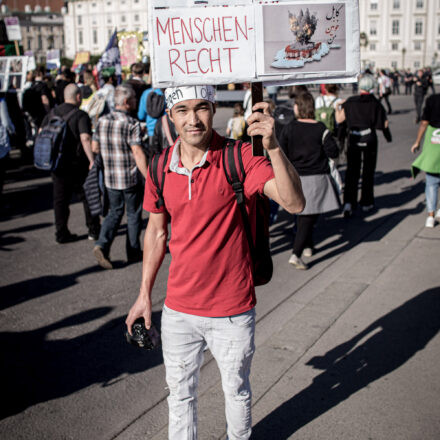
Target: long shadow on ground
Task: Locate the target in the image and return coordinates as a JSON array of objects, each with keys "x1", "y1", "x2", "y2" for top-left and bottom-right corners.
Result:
[
  {"x1": 0, "y1": 308, "x2": 163, "y2": 419},
  {"x1": 252, "y1": 287, "x2": 440, "y2": 439}
]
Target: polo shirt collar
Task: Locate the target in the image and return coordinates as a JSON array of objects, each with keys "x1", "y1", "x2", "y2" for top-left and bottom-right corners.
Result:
[{"x1": 165, "y1": 130, "x2": 223, "y2": 172}]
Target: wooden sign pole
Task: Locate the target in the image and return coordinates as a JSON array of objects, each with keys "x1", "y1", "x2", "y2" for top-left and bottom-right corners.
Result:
[
  {"x1": 251, "y1": 81, "x2": 264, "y2": 156},
  {"x1": 14, "y1": 41, "x2": 20, "y2": 56}
]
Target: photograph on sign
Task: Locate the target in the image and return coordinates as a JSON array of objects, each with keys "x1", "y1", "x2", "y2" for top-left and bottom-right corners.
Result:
[
  {"x1": 9, "y1": 58, "x2": 23, "y2": 73},
  {"x1": 149, "y1": 1, "x2": 256, "y2": 87},
  {"x1": 0, "y1": 59, "x2": 7, "y2": 74},
  {"x1": 260, "y1": 3, "x2": 346, "y2": 73},
  {"x1": 8, "y1": 75, "x2": 22, "y2": 90}
]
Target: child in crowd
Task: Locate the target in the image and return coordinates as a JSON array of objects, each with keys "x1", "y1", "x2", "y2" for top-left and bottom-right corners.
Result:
[{"x1": 226, "y1": 103, "x2": 246, "y2": 140}]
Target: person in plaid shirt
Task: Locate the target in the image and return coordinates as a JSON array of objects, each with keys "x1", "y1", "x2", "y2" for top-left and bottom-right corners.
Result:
[{"x1": 91, "y1": 84, "x2": 148, "y2": 269}]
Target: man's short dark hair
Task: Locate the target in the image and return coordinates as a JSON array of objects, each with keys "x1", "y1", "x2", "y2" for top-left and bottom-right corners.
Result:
[
  {"x1": 131, "y1": 63, "x2": 145, "y2": 76},
  {"x1": 295, "y1": 92, "x2": 315, "y2": 119},
  {"x1": 324, "y1": 84, "x2": 339, "y2": 95}
]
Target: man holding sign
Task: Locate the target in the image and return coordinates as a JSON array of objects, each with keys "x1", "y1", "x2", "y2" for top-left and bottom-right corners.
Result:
[{"x1": 126, "y1": 85, "x2": 304, "y2": 439}]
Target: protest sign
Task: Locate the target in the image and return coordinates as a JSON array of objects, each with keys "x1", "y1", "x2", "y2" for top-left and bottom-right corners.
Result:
[
  {"x1": 149, "y1": 0, "x2": 359, "y2": 87},
  {"x1": 118, "y1": 31, "x2": 143, "y2": 69},
  {"x1": 46, "y1": 49, "x2": 61, "y2": 70},
  {"x1": 0, "y1": 56, "x2": 30, "y2": 92},
  {"x1": 4, "y1": 17, "x2": 22, "y2": 42},
  {"x1": 72, "y1": 51, "x2": 91, "y2": 70}
]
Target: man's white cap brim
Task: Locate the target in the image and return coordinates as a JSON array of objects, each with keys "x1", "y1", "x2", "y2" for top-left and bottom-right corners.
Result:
[{"x1": 165, "y1": 86, "x2": 216, "y2": 109}]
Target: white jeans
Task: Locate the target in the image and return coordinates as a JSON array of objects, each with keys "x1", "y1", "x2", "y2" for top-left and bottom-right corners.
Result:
[{"x1": 161, "y1": 305, "x2": 256, "y2": 440}]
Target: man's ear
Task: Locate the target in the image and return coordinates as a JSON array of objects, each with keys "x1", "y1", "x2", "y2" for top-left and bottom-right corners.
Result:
[
  {"x1": 166, "y1": 108, "x2": 173, "y2": 122},
  {"x1": 212, "y1": 103, "x2": 217, "y2": 115}
]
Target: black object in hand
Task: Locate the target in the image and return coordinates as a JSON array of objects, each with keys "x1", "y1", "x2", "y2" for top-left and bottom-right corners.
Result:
[
  {"x1": 383, "y1": 126, "x2": 392, "y2": 143},
  {"x1": 125, "y1": 318, "x2": 161, "y2": 350}
]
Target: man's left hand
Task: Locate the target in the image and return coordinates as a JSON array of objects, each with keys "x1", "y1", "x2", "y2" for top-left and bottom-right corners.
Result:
[{"x1": 246, "y1": 102, "x2": 279, "y2": 151}]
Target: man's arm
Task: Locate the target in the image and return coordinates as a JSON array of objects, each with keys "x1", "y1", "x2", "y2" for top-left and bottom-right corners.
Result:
[
  {"x1": 126, "y1": 212, "x2": 168, "y2": 332},
  {"x1": 247, "y1": 102, "x2": 305, "y2": 214},
  {"x1": 79, "y1": 133, "x2": 94, "y2": 169},
  {"x1": 91, "y1": 139, "x2": 100, "y2": 154},
  {"x1": 130, "y1": 144, "x2": 148, "y2": 179},
  {"x1": 411, "y1": 120, "x2": 429, "y2": 153}
]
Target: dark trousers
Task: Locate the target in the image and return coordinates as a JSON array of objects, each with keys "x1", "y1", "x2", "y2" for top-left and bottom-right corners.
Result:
[
  {"x1": 405, "y1": 84, "x2": 413, "y2": 95},
  {"x1": 379, "y1": 94, "x2": 392, "y2": 114},
  {"x1": 293, "y1": 214, "x2": 319, "y2": 256},
  {"x1": 52, "y1": 171, "x2": 100, "y2": 240},
  {"x1": 414, "y1": 94, "x2": 425, "y2": 122},
  {"x1": 96, "y1": 185, "x2": 143, "y2": 258},
  {"x1": 0, "y1": 156, "x2": 7, "y2": 199},
  {"x1": 344, "y1": 141, "x2": 378, "y2": 208}
]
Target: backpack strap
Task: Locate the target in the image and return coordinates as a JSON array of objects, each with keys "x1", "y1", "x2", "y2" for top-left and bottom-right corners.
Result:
[
  {"x1": 322, "y1": 128, "x2": 330, "y2": 145},
  {"x1": 222, "y1": 138, "x2": 256, "y2": 260},
  {"x1": 161, "y1": 114, "x2": 174, "y2": 147},
  {"x1": 149, "y1": 146, "x2": 171, "y2": 209}
]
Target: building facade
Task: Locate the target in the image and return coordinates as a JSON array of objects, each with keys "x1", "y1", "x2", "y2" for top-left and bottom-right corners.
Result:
[
  {"x1": 63, "y1": 0, "x2": 148, "y2": 59},
  {"x1": 3, "y1": 1, "x2": 65, "y2": 12},
  {"x1": 0, "y1": 8, "x2": 64, "y2": 64},
  {"x1": 360, "y1": 0, "x2": 440, "y2": 70}
]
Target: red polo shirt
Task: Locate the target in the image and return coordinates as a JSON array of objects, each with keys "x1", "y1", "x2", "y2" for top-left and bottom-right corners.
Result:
[{"x1": 143, "y1": 131, "x2": 274, "y2": 317}]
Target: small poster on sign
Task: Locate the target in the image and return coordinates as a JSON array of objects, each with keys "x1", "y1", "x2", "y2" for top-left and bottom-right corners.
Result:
[{"x1": 4, "y1": 17, "x2": 22, "y2": 42}]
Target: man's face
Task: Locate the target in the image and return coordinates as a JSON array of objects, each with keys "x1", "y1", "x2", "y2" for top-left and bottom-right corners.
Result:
[{"x1": 168, "y1": 99, "x2": 215, "y2": 148}]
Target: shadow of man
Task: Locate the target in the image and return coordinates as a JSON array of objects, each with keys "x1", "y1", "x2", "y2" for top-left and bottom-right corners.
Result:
[
  {"x1": 0, "y1": 307, "x2": 163, "y2": 419},
  {"x1": 251, "y1": 287, "x2": 440, "y2": 439}
]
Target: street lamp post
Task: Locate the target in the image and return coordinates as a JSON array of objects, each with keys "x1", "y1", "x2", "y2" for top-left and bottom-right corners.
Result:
[{"x1": 401, "y1": 48, "x2": 406, "y2": 69}]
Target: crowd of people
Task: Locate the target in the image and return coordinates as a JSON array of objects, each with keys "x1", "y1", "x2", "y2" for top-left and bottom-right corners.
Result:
[{"x1": 0, "y1": 58, "x2": 439, "y2": 438}]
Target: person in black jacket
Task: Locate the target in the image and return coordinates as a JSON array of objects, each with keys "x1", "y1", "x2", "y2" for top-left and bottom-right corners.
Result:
[
  {"x1": 279, "y1": 92, "x2": 340, "y2": 270},
  {"x1": 336, "y1": 75, "x2": 391, "y2": 217},
  {"x1": 414, "y1": 69, "x2": 429, "y2": 123}
]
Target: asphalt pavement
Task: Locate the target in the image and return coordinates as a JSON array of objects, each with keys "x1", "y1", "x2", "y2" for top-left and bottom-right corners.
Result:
[{"x1": 0, "y1": 91, "x2": 439, "y2": 440}]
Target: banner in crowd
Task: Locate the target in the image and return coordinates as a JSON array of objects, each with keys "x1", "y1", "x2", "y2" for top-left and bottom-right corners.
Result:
[
  {"x1": 46, "y1": 49, "x2": 61, "y2": 70},
  {"x1": 0, "y1": 56, "x2": 30, "y2": 91},
  {"x1": 72, "y1": 51, "x2": 91, "y2": 70},
  {"x1": 118, "y1": 31, "x2": 143, "y2": 69},
  {"x1": 148, "y1": 0, "x2": 360, "y2": 87}
]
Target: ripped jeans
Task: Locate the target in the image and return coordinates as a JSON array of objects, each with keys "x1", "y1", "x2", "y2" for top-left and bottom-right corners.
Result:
[{"x1": 161, "y1": 305, "x2": 256, "y2": 440}]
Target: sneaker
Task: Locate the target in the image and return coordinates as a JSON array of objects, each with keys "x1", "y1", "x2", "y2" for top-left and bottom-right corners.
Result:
[
  {"x1": 435, "y1": 209, "x2": 440, "y2": 220},
  {"x1": 289, "y1": 254, "x2": 308, "y2": 270},
  {"x1": 425, "y1": 216, "x2": 435, "y2": 228},
  {"x1": 343, "y1": 203, "x2": 352, "y2": 218},
  {"x1": 56, "y1": 233, "x2": 79, "y2": 244},
  {"x1": 302, "y1": 247, "x2": 313, "y2": 258},
  {"x1": 93, "y1": 246, "x2": 113, "y2": 269},
  {"x1": 88, "y1": 233, "x2": 99, "y2": 241},
  {"x1": 361, "y1": 204, "x2": 375, "y2": 213}
]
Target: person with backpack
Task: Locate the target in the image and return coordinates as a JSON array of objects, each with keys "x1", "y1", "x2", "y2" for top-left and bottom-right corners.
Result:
[
  {"x1": 137, "y1": 86, "x2": 165, "y2": 140},
  {"x1": 336, "y1": 75, "x2": 392, "y2": 218},
  {"x1": 279, "y1": 91, "x2": 340, "y2": 270},
  {"x1": 226, "y1": 102, "x2": 247, "y2": 140},
  {"x1": 125, "y1": 85, "x2": 304, "y2": 439},
  {"x1": 39, "y1": 84, "x2": 100, "y2": 244}
]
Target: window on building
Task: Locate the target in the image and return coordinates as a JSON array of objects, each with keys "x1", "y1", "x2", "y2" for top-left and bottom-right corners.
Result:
[
  {"x1": 107, "y1": 16, "x2": 112, "y2": 24},
  {"x1": 370, "y1": 0, "x2": 378, "y2": 10},
  {"x1": 26, "y1": 26, "x2": 30, "y2": 32},
  {"x1": 438, "y1": 41, "x2": 440, "y2": 50},
  {"x1": 414, "y1": 61, "x2": 420, "y2": 68},
  {"x1": 415, "y1": 20, "x2": 423, "y2": 35},
  {"x1": 27, "y1": 38, "x2": 32, "y2": 50},
  {"x1": 392, "y1": 42, "x2": 399, "y2": 51},
  {"x1": 369, "y1": 20, "x2": 377, "y2": 36},
  {"x1": 438, "y1": 22, "x2": 440, "y2": 35},
  {"x1": 121, "y1": 15, "x2": 126, "y2": 23},
  {"x1": 392, "y1": 20, "x2": 399, "y2": 35},
  {"x1": 134, "y1": 0, "x2": 139, "y2": 3},
  {"x1": 38, "y1": 35, "x2": 42, "y2": 50},
  {"x1": 92, "y1": 3, "x2": 96, "y2": 7},
  {"x1": 370, "y1": 43, "x2": 376, "y2": 51},
  {"x1": 108, "y1": 28, "x2": 113, "y2": 39},
  {"x1": 134, "y1": 14, "x2": 139, "y2": 22},
  {"x1": 79, "y1": 30, "x2": 83, "y2": 45},
  {"x1": 78, "y1": 16, "x2": 82, "y2": 25},
  {"x1": 391, "y1": 61, "x2": 398, "y2": 69},
  {"x1": 93, "y1": 29, "x2": 98, "y2": 45},
  {"x1": 416, "y1": 0, "x2": 424, "y2": 8},
  {"x1": 414, "y1": 41, "x2": 421, "y2": 50},
  {"x1": 393, "y1": 0, "x2": 400, "y2": 8}
]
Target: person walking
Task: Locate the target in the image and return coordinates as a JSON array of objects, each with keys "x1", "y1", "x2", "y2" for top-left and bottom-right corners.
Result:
[
  {"x1": 414, "y1": 69, "x2": 429, "y2": 123},
  {"x1": 337, "y1": 75, "x2": 391, "y2": 217},
  {"x1": 411, "y1": 92, "x2": 440, "y2": 227},
  {"x1": 279, "y1": 92, "x2": 340, "y2": 270},
  {"x1": 125, "y1": 85, "x2": 305, "y2": 439},
  {"x1": 40, "y1": 84, "x2": 100, "y2": 243},
  {"x1": 378, "y1": 69, "x2": 392, "y2": 114},
  {"x1": 125, "y1": 63, "x2": 148, "y2": 117},
  {"x1": 92, "y1": 85, "x2": 148, "y2": 269},
  {"x1": 404, "y1": 69, "x2": 414, "y2": 96},
  {"x1": 0, "y1": 93, "x2": 14, "y2": 204}
]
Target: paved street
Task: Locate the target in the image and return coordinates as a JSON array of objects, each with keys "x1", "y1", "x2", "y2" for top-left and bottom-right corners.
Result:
[{"x1": 1, "y1": 91, "x2": 439, "y2": 440}]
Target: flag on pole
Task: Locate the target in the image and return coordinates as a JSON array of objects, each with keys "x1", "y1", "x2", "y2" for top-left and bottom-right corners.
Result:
[{"x1": 96, "y1": 30, "x2": 121, "y2": 85}]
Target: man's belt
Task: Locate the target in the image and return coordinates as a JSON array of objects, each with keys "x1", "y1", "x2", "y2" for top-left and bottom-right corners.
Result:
[{"x1": 350, "y1": 128, "x2": 372, "y2": 136}]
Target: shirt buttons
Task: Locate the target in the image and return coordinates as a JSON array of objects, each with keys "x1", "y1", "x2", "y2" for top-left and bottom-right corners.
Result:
[{"x1": 191, "y1": 179, "x2": 194, "y2": 183}]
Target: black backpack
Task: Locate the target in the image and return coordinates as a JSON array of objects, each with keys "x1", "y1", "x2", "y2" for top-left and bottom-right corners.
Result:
[
  {"x1": 33, "y1": 107, "x2": 78, "y2": 171},
  {"x1": 149, "y1": 138, "x2": 273, "y2": 286},
  {"x1": 146, "y1": 90, "x2": 165, "y2": 118}
]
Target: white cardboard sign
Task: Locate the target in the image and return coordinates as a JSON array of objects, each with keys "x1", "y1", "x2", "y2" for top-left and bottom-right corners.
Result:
[
  {"x1": 149, "y1": 0, "x2": 360, "y2": 87},
  {"x1": 4, "y1": 17, "x2": 22, "y2": 42}
]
